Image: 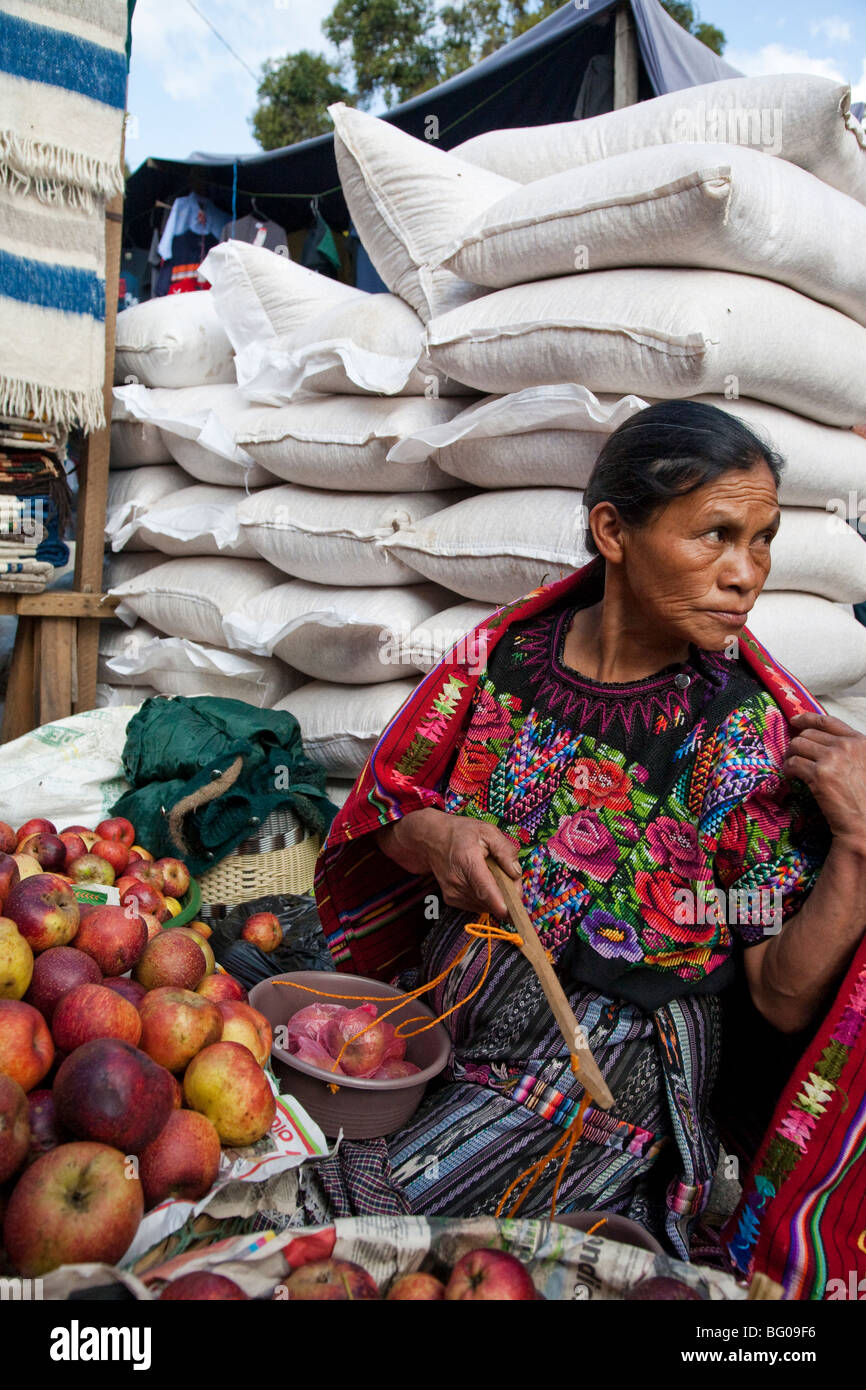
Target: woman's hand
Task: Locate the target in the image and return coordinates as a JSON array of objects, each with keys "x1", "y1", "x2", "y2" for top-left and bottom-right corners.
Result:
[
  {"x1": 377, "y1": 807, "x2": 522, "y2": 919},
  {"x1": 784, "y1": 711, "x2": 866, "y2": 849}
]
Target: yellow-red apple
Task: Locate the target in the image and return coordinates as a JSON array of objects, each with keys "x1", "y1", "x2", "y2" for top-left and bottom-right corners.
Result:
[
  {"x1": 215, "y1": 1000, "x2": 272, "y2": 1067},
  {"x1": 138, "y1": 987, "x2": 222, "y2": 1072},
  {"x1": 52, "y1": 983, "x2": 142, "y2": 1051},
  {"x1": 0, "y1": 917, "x2": 33, "y2": 1000},
  {"x1": 138, "y1": 1109, "x2": 221, "y2": 1209},
  {"x1": 4, "y1": 873, "x2": 79, "y2": 952},
  {"x1": 183, "y1": 1040, "x2": 275, "y2": 1146},
  {"x1": 0, "y1": 999, "x2": 54, "y2": 1090}
]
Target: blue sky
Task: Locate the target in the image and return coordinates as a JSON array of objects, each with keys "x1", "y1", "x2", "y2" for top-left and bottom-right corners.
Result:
[{"x1": 125, "y1": 0, "x2": 866, "y2": 166}]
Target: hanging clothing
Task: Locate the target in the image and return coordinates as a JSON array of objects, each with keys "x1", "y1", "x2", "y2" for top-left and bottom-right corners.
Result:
[
  {"x1": 301, "y1": 211, "x2": 342, "y2": 279},
  {"x1": 221, "y1": 213, "x2": 287, "y2": 253},
  {"x1": 157, "y1": 194, "x2": 228, "y2": 260}
]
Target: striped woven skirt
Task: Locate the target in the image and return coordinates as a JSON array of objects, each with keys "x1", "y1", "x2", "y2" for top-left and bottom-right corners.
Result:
[{"x1": 381, "y1": 907, "x2": 723, "y2": 1259}]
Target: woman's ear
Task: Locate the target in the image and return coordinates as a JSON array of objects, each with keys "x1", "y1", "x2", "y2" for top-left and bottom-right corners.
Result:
[{"x1": 587, "y1": 502, "x2": 627, "y2": 564}]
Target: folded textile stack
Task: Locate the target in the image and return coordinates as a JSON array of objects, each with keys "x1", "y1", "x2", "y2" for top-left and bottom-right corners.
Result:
[{"x1": 0, "y1": 420, "x2": 72, "y2": 592}]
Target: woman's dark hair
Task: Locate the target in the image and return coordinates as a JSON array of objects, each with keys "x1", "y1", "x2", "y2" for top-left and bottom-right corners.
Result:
[{"x1": 583, "y1": 400, "x2": 785, "y2": 557}]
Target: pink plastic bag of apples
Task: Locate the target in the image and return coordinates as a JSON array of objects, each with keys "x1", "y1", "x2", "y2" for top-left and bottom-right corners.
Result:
[{"x1": 287, "y1": 1003, "x2": 421, "y2": 1080}]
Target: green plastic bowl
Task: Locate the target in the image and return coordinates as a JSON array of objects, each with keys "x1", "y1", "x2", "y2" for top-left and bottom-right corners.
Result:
[{"x1": 169, "y1": 877, "x2": 202, "y2": 927}]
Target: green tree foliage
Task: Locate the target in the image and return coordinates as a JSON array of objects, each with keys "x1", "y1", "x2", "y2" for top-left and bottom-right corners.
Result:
[
  {"x1": 660, "y1": 2, "x2": 725, "y2": 56},
  {"x1": 250, "y1": 1, "x2": 726, "y2": 149},
  {"x1": 323, "y1": 0, "x2": 441, "y2": 107},
  {"x1": 251, "y1": 50, "x2": 353, "y2": 151}
]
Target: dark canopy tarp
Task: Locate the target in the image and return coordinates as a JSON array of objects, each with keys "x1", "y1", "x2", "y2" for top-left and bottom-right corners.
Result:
[{"x1": 124, "y1": 0, "x2": 741, "y2": 247}]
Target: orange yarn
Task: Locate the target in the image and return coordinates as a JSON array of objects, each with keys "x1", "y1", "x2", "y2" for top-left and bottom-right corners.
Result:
[
  {"x1": 278, "y1": 915, "x2": 596, "y2": 1218},
  {"x1": 276, "y1": 913, "x2": 522, "y2": 1079}
]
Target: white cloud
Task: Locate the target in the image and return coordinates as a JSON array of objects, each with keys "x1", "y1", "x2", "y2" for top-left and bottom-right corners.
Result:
[
  {"x1": 725, "y1": 43, "x2": 849, "y2": 84},
  {"x1": 810, "y1": 17, "x2": 853, "y2": 44},
  {"x1": 130, "y1": 0, "x2": 340, "y2": 108}
]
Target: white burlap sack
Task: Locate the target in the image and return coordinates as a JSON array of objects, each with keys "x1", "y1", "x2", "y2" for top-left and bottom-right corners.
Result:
[
  {"x1": 105, "y1": 465, "x2": 190, "y2": 551},
  {"x1": 748, "y1": 594, "x2": 866, "y2": 694},
  {"x1": 382, "y1": 492, "x2": 866, "y2": 605},
  {"x1": 425, "y1": 268, "x2": 866, "y2": 428},
  {"x1": 390, "y1": 386, "x2": 866, "y2": 506},
  {"x1": 223, "y1": 579, "x2": 451, "y2": 683},
  {"x1": 453, "y1": 74, "x2": 866, "y2": 206},
  {"x1": 408, "y1": 600, "x2": 497, "y2": 672},
  {"x1": 330, "y1": 102, "x2": 514, "y2": 321},
  {"x1": 274, "y1": 677, "x2": 421, "y2": 775},
  {"x1": 103, "y1": 550, "x2": 166, "y2": 588},
  {"x1": 436, "y1": 141, "x2": 866, "y2": 328},
  {"x1": 381, "y1": 488, "x2": 590, "y2": 602},
  {"x1": 114, "y1": 292, "x2": 235, "y2": 388},
  {"x1": 113, "y1": 384, "x2": 277, "y2": 488},
  {"x1": 235, "y1": 395, "x2": 465, "y2": 491},
  {"x1": 94, "y1": 684, "x2": 158, "y2": 709},
  {"x1": 102, "y1": 630, "x2": 300, "y2": 707},
  {"x1": 98, "y1": 620, "x2": 161, "y2": 684},
  {"x1": 201, "y1": 242, "x2": 466, "y2": 400},
  {"x1": 821, "y1": 694, "x2": 866, "y2": 734},
  {"x1": 110, "y1": 395, "x2": 171, "y2": 468},
  {"x1": 127, "y1": 485, "x2": 262, "y2": 559},
  {"x1": 388, "y1": 385, "x2": 647, "y2": 488},
  {"x1": 237, "y1": 484, "x2": 467, "y2": 586},
  {"x1": 109, "y1": 556, "x2": 283, "y2": 647},
  {"x1": 769, "y1": 509, "x2": 866, "y2": 602}
]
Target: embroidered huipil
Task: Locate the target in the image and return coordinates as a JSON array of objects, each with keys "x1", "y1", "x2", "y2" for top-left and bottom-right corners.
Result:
[{"x1": 381, "y1": 590, "x2": 828, "y2": 1253}]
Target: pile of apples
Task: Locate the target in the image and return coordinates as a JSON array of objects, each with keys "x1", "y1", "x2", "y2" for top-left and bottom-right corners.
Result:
[{"x1": 0, "y1": 814, "x2": 281, "y2": 1282}]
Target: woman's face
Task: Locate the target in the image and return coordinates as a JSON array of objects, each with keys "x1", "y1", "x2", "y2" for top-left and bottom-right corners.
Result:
[{"x1": 601, "y1": 459, "x2": 781, "y2": 652}]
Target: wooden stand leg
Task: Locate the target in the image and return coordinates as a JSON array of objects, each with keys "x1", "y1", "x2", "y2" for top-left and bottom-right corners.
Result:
[
  {"x1": 1, "y1": 617, "x2": 37, "y2": 742},
  {"x1": 37, "y1": 617, "x2": 76, "y2": 725}
]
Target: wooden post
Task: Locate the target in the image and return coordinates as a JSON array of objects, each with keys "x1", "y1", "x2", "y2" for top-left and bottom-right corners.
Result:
[
  {"x1": 74, "y1": 191, "x2": 124, "y2": 714},
  {"x1": 613, "y1": 1, "x2": 639, "y2": 110},
  {"x1": 0, "y1": 616, "x2": 36, "y2": 742}
]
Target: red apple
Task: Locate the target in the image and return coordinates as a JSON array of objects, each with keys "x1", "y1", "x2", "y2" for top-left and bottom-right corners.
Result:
[
  {"x1": 73, "y1": 904, "x2": 148, "y2": 977},
  {"x1": 241, "y1": 912, "x2": 282, "y2": 953},
  {"x1": 445, "y1": 1249, "x2": 536, "y2": 1301},
  {"x1": 24, "y1": 944, "x2": 102, "y2": 1023},
  {"x1": 12, "y1": 853, "x2": 43, "y2": 881},
  {"x1": 133, "y1": 929, "x2": 207, "y2": 991},
  {"x1": 183, "y1": 1041, "x2": 275, "y2": 1146},
  {"x1": 26, "y1": 1088, "x2": 67, "y2": 1164},
  {"x1": 60, "y1": 825, "x2": 91, "y2": 835},
  {"x1": 0, "y1": 852, "x2": 20, "y2": 907},
  {"x1": 387, "y1": 1273, "x2": 447, "y2": 1300},
  {"x1": 0, "y1": 999, "x2": 54, "y2": 1090},
  {"x1": 68, "y1": 853, "x2": 115, "y2": 886},
  {"x1": 120, "y1": 879, "x2": 169, "y2": 922},
  {"x1": 0, "y1": 1073, "x2": 30, "y2": 1182},
  {"x1": 129, "y1": 844, "x2": 153, "y2": 862},
  {"x1": 95, "y1": 817, "x2": 136, "y2": 848},
  {"x1": 155, "y1": 858, "x2": 191, "y2": 898},
  {"x1": 138, "y1": 987, "x2": 222, "y2": 1072},
  {"x1": 160, "y1": 1272, "x2": 248, "y2": 1300},
  {"x1": 127, "y1": 861, "x2": 165, "y2": 892},
  {"x1": 53, "y1": 1037, "x2": 175, "y2": 1153},
  {"x1": 92, "y1": 838, "x2": 129, "y2": 876},
  {"x1": 283, "y1": 1259, "x2": 380, "y2": 1300},
  {"x1": 141, "y1": 912, "x2": 163, "y2": 942},
  {"x1": 17, "y1": 833, "x2": 66, "y2": 873},
  {"x1": 58, "y1": 832, "x2": 87, "y2": 868},
  {"x1": 0, "y1": 821, "x2": 17, "y2": 854},
  {"x1": 15, "y1": 818, "x2": 56, "y2": 844},
  {"x1": 168, "y1": 1073, "x2": 183, "y2": 1109},
  {"x1": 102, "y1": 976, "x2": 147, "y2": 1008},
  {"x1": 52, "y1": 983, "x2": 142, "y2": 1052},
  {"x1": 138, "y1": 1109, "x2": 221, "y2": 1209},
  {"x1": 196, "y1": 972, "x2": 248, "y2": 1005},
  {"x1": 3, "y1": 1141, "x2": 144, "y2": 1276},
  {"x1": 215, "y1": 1000, "x2": 272, "y2": 1067},
  {"x1": 174, "y1": 927, "x2": 214, "y2": 975},
  {"x1": 3, "y1": 873, "x2": 79, "y2": 952}
]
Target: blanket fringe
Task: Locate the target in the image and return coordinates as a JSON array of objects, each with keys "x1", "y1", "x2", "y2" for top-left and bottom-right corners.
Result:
[
  {"x1": 0, "y1": 374, "x2": 105, "y2": 433},
  {"x1": 0, "y1": 133, "x2": 122, "y2": 209}
]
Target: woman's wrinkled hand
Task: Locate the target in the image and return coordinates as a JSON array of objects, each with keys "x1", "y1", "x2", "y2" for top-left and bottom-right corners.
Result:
[
  {"x1": 784, "y1": 711, "x2": 866, "y2": 849},
  {"x1": 377, "y1": 807, "x2": 522, "y2": 919}
]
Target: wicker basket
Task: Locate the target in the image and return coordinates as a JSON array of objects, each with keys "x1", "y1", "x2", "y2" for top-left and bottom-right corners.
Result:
[{"x1": 197, "y1": 806, "x2": 321, "y2": 924}]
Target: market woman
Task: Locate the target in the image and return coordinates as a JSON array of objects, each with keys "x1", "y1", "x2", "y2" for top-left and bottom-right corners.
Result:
[{"x1": 314, "y1": 400, "x2": 866, "y2": 1257}]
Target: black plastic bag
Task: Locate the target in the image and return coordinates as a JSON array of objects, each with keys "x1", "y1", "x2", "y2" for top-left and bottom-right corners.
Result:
[{"x1": 209, "y1": 894, "x2": 335, "y2": 990}]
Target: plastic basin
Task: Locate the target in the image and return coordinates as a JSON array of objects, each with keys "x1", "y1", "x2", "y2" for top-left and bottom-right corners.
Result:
[{"x1": 249, "y1": 970, "x2": 450, "y2": 1140}]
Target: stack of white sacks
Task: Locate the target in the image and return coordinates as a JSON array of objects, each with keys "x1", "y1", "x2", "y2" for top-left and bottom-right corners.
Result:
[{"x1": 105, "y1": 72, "x2": 866, "y2": 792}]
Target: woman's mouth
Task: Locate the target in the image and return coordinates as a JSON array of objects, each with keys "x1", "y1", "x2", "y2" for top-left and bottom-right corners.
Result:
[{"x1": 704, "y1": 609, "x2": 749, "y2": 628}]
